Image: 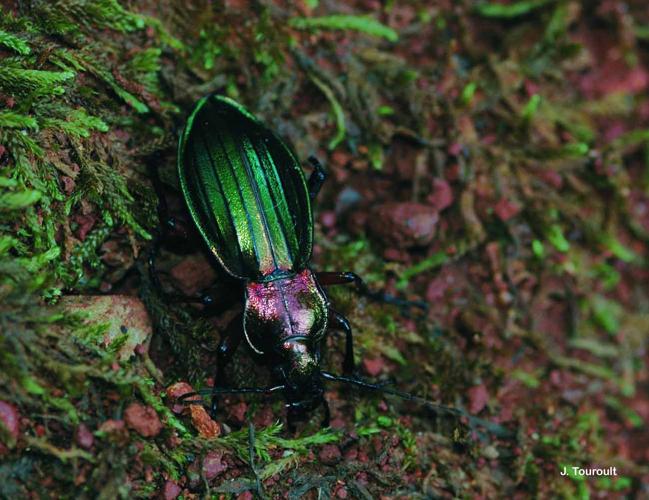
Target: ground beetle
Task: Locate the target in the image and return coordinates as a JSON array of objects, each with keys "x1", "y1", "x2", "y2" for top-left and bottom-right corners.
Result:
[{"x1": 151, "y1": 94, "x2": 425, "y2": 429}]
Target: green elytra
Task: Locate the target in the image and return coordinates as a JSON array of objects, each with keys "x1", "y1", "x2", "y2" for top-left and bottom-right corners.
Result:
[{"x1": 177, "y1": 94, "x2": 313, "y2": 281}]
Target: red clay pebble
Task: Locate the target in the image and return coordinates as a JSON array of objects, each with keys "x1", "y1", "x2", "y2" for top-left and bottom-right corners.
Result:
[
  {"x1": 428, "y1": 178, "x2": 453, "y2": 212},
  {"x1": 493, "y1": 198, "x2": 520, "y2": 222},
  {"x1": 203, "y1": 450, "x2": 228, "y2": 480},
  {"x1": 318, "y1": 444, "x2": 342, "y2": 465},
  {"x1": 369, "y1": 202, "x2": 438, "y2": 248},
  {"x1": 362, "y1": 357, "x2": 384, "y2": 377},
  {"x1": 0, "y1": 401, "x2": 19, "y2": 440},
  {"x1": 0, "y1": 401, "x2": 19, "y2": 453},
  {"x1": 237, "y1": 492, "x2": 253, "y2": 500},
  {"x1": 170, "y1": 255, "x2": 217, "y2": 296},
  {"x1": 75, "y1": 423, "x2": 94, "y2": 449},
  {"x1": 167, "y1": 381, "x2": 196, "y2": 414},
  {"x1": 320, "y1": 210, "x2": 336, "y2": 228},
  {"x1": 189, "y1": 405, "x2": 220, "y2": 438},
  {"x1": 124, "y1": 403, "x2": 163, "y2": 438},
  {"x1": 467, "y1": 384, "x2": 489, "y2": 414},
  {"x1": 163, "y1": 480, "x2": 182, "y2": 500}
]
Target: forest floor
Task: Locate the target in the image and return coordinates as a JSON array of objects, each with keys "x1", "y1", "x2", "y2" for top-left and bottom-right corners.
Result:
[{"x1": 1, "y1": 1, "x2": 648, "y2": 498}]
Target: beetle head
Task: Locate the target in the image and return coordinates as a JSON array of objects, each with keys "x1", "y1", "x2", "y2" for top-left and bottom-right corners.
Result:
[{"x1": 273, "y1": 337, "x2": 325, "y2": 418}]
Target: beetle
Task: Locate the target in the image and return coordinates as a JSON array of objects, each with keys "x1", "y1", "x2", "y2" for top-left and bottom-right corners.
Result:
[{"x1": 150, "y1": 93, "x2": 425, "y2": 428}]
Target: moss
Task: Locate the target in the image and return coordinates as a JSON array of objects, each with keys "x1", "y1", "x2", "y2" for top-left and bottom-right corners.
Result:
[{"x1": 0, "y1": 0, "x2": 647, "y2": 497}]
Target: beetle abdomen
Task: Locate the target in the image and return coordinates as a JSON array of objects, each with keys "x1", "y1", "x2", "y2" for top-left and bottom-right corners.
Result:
[{"x1": 178, "y1": 95, "x2": 313, "y2": 280}]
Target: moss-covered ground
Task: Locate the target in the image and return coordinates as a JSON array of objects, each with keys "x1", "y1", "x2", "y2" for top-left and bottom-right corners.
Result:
[{"x1": 1, "y1": 0, "x2": 648, "y2": 498}]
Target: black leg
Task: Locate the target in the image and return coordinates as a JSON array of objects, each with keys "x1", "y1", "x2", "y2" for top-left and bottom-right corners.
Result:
[
  {"x1": 328, "y1": 309, "x2": 355, "y2": 375},
  {"x1": 321, "y1": 398, "x2": 330, "y2": 428},
  {"x1": 211, "y1": 314, "x2": 243, "y2": 418},
  {"x1": 316, "y1": 271, "x2": 428, "y2": 311},
  {"x1": 307, "y1": 156, "x2": 327, "y2": 201},
  {"x1": 287, "y1": 410, "x2": 297, "y2": 434}
]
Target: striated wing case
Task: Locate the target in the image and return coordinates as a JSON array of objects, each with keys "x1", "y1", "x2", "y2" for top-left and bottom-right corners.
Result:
[{"x1": 178, "y1": 94, "x2": 313, "y2": 281}]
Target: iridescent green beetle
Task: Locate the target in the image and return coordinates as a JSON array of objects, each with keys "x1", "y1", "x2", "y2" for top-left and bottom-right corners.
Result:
[{"x1": 176, "y1": 94, "x2": 369, "y2": 426}]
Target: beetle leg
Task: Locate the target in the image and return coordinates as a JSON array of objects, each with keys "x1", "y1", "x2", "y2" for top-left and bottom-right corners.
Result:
[
  {"x1": 307, "y1": 156, "x2": 327, "y2": 200},
  {"x1": 321, "y1": 398, "x2": 331, "y2": 428},
  {"x1": 211, "y1": 314, "x2": 244, "y2": 418},
  {"x1": 317, "y1": 271, "x2": 428, "y2": 311},
  {"x1": 287, "y1": 411, "x2": 297, "y2": 434},
  {"x1": 328, "y1": 309, "x2": 355, "y2": 375}
]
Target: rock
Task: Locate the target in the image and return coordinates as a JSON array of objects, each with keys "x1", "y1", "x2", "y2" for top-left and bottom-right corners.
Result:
[
  {"x1": 59, "y1": 295, "x2": 151, "y2": 361},
  {"x1": 0, "y1": 401, "x2": 19, "y2": 453},
  {"x1": 73, "y1": 214, "x2": 96, "y2": 241},
  {"x1": 467, "y1": 384, "x2": 489, "y2": 414},
  {"x1": 362, "y1": 357, "x2": 385, "y2": 377},
  {"x1": 368, "y1": 202, "x2": 438, "y2": 248},
  {"x1": 75, "y1": 423, "x2": 94, "y2": 449},
  {"x1": 124, "y1": 403, "x2": 163, "y2": 438},
  {"x1": 493, "y1": 198, "x2": 520, "y2": 222},
  {"x1": 318, "y1": 444, "x2": 342, "y2": 465},
  {"x1": 189, "y1": 405, "x2": 220, "y2": 438},
  {"x1": 320, "y1": 210, "x2": 336, "y2": 229},
  {"x1": 428, "y1": 178, "x2": 453, "y2": 212},
  {"x1": 167, "y1": 382, "x2": 196, "y2": 414},
  {"x1": 202, "y1": 450, "x2": 228, "y2": 480},
  {"x1": 170, "y1": 255, "x2": 217, "y2": 296},
  {"x1": 163, "y1": 480, "x2": 182, "y2": 500}
]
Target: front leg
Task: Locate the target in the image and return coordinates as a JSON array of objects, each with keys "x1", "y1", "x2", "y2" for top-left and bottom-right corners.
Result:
[{"x1": 317, "y1": 271, "x2": 428, "y2": 311}]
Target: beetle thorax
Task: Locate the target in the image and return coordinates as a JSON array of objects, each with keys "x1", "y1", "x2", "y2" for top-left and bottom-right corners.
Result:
[{"x1": 243, "y1": 269, "x2": 328, "y2": 355}]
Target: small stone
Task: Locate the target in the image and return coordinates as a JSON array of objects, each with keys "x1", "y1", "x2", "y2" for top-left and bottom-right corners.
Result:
[
  {"x1": 0, "y1": 401, "x2": 19, "y2": 454},
  {"x1": 448, "y1": 142, "x2": 462, "y2": 156},
  {"x1": 362, "y1": 357, "x2": 385, "y2": 377},
  {"x1": 320, "y1": 210, "x2": 336, "y2": 229},
  {"x1": 482, "y1": 445, "x2": 499, "y2": 459},
  {"x1": 467, "y1": 385, "x2": 489, "y2": 414},
  {"x1": 369, "y1": 202, "x2": 438, "y2": 248},
  {"x1": 75, "y1": 423, "x2": 94, "y2": 449},
  {"x1": 318, "y1": 444, "x2": 342, "y2": 465},
  {"x1": 74, "y1": 214, "x2": 95, "y2": 240},
  {"x1": 202, "y1": 450, "x2": 228, "y2": 480},
  {"x1": 167, "y1": 382, "x2": 196, "y2": 414},
  {"x1": 163, "y1": 480, "x2": 182, "y2": 500},
  {"x1": 190, "y1": 405, "x2": 220, "y2": 438},
  {"x1": 493, "y1": 198, "x2": 520, "y2": 222},
  {"x1": 124, "y1": 403, "x2": 163, "y2": 438},
  {"x1": 170, "y1": 255, "x2": 217, "y2": 296},
  {"x1": 428, "y1": 178, "x2": 453, "y2": 212}
]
